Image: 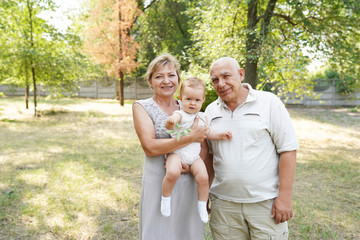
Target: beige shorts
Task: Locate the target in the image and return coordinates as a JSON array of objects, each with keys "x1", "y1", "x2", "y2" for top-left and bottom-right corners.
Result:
[{"x1": 209, "y1": 195, "x2": 289, "y2": 240}]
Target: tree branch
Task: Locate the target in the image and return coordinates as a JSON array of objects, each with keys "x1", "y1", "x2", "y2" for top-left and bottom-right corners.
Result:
[
  {"x1": 231, "y1": 1, "x2": 241, "y2": 37},
  {"x1": 247, "y1": 0, "x2": 259, "y2": 29},
  {"x1": 261, "y1": 0, "x2": 277, "y2": 37},
  {"x1": 144, "y1": 0, "x2": 159, "y2": 11},
  {"x1": 273, "y1": 13, "x2": 296, "y2": 26}
]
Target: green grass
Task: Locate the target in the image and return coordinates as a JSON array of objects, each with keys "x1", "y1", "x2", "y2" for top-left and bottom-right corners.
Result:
[
  {"x1": 287, "y1": 107, "x2": 360, "y2": 240},
  {"x1": 0, "y1": 97, "x2": 359, "y2": 239}
]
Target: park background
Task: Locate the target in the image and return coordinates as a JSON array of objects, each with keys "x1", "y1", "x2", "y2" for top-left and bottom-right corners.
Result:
[{"x1": 0, "y1": 0, "x2": 359, "y2": 239}]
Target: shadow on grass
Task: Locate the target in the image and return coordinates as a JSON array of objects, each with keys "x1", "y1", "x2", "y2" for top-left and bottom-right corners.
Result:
[
  {"x1": 291, "y1": 146, "x2": 360, "y2": 240},
  {"x1": 0, "y1": 148, "x2": 143, "y2": 239},
  {"x1": 288, "y1": 107, "x2": 360, "y2": 130},
  {"x1": 0, "y1": 108, "x2": 143, "y2": 239},
  {"x1": 1, "y1": 103, "x2": 359, "y2": 239}
]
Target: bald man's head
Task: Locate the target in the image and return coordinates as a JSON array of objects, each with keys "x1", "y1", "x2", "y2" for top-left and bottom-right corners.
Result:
[{"x1": 210, "y1": 57, "x2": 241, "y2": 73}]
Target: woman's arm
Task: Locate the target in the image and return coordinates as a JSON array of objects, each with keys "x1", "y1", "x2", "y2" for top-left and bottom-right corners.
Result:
[
  {"x1": 133, "y1": 103, "x2": 208, "y2": 157},
  {"x1": 200, "y1": 141, "x2": 214, "y2": 186}
]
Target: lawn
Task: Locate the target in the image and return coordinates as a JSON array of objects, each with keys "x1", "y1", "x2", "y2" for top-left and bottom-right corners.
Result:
[{"x1": 0, "y1": 97, "x2": 359, "y2": 239}]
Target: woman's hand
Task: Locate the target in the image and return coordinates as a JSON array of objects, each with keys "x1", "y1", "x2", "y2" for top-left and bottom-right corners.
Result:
[
  {"x1": 164, "y1": 158, "x2": 190, "y2": 174},
  {"x1": 190, "y1": 116, "x2": 209, "y2": 142}
]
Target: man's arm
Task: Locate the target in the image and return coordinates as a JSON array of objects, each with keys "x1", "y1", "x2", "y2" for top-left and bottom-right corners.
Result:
[{"x1": 271, "y1": 150, "x2": 296, "y2": 224}]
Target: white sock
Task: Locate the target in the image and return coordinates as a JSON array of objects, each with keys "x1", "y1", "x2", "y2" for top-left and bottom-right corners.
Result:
[
  {"x1": 198, "y1": 201, "x2": 208, "y2": 223},
  {"x1": 161, "y1": 196, "x2": 171, "y2": 217}
]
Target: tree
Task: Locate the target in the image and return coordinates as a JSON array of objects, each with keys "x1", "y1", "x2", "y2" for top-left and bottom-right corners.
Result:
[
  {"x1": 0, "y1": 0, "x2": 88, "y2": 116},
  {"x1": 187, "y1": 0, "x2": 360, "y2": 98},
  {"x1": 83, "y1": 0, "x2": 140, "y2": 106},
  {"x1": 134, "y1": 0, "x2": 193, "y2": 73}
]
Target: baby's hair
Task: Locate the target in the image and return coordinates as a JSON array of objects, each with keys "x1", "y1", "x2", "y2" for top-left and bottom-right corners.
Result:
[{"x1": 180, "y1": 77, "x2": 206, "y2": 98}]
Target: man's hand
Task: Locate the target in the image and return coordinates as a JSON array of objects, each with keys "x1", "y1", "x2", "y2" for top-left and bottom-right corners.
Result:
[{"x1": 271, "y1": 195, "x2": 294, "y2": 224}]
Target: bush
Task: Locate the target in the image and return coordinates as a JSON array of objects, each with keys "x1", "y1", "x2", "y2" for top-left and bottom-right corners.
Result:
[{"x1": 311, "y1": 68, "x2": 359, "y2": 95}]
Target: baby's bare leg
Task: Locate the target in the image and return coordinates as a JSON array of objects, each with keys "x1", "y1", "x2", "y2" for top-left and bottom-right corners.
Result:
[
  {"x1": 161, "y1": 153, "x2": 182, "y2": 217},
  {"x1": 190, "y1": 158, "x2": 209, "y2": 223},
  {"x1": 162, "y1": 153, "x2": 183, "y2": 197},
  {"x1": 190, "y1": 158, "x2": 209, "y2": 201}
]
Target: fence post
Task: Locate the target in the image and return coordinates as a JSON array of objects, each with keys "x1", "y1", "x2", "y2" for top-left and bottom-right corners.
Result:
[
  {"x1": 332, "y1": 78, "x2": 335, "y2": 105},
  {"x1": 134, "y1": 77, "x2": 137, "y2": 99},
  {"x1": 96, "y1": 81, "x2": 98, "y2": 98},
  {"x1": 114, "y1": 80, "x2": 116, "y2": 98},
  {"x1": 78, "y1": 82, "x2": 81, "y2": 97}
]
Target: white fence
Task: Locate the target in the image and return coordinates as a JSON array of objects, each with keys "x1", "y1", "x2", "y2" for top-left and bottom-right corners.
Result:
[
  {"x1": 282, "y1": 79, "x2": 360, "y2": 106},
  {"x1": 0, "y1": 77, "x2": 154, "y2": 100},
  {"x1": 1, "y1": 78, "x2": 359, "y2": 106}
]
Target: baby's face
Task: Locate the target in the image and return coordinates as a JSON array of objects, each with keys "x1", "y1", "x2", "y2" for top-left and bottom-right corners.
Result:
[{"x1": 180, "y1": 87, "x2": 205, "y2": 114}]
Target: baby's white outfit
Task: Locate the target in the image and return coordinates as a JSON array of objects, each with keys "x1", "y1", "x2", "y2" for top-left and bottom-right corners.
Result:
[
  {"x1": 169, "y1": 110, "x2": 206, "y2": 165},
  {"x1": 164, "y1": 110, "x2": 209, "y2": 223}
]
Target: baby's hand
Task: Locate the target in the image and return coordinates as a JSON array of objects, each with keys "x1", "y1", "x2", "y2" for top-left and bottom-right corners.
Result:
[
  {"x1": 165, "y1": 117, "x2": 176, "y2": 130},
  {"x1": 222, "y1": 131, "x2": 232, "y2": 141}
]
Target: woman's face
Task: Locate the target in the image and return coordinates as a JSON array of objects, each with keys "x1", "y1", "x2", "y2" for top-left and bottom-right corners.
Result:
[{"x1": 149, "y1": 64, "x2": 179, "y2": 98}]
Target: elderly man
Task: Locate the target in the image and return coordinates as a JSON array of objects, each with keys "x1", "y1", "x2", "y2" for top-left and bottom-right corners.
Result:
[{"x1": 203, "y1": 57, "x2": 299, "y2": 240}]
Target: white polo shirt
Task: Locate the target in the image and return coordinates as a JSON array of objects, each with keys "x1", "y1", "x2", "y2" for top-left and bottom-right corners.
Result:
[{"x1": 205, "y1": 84, "x2": 299, "y2": 203}]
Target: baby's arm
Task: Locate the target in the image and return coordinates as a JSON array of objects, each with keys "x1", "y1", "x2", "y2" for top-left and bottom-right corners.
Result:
[
  {"x1": 200, "y1": 114, "x2": 231, "y2": 141},
  {"x1": 165, "y1": 112, "x2": 182, "y2": 130},
  {"x1": 207, "y1": 130, "x2": 232, "y2": 141}
]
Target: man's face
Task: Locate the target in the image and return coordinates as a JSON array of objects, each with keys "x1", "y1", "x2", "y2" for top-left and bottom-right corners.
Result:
[{"x1": 210, "y1": 60, "x2": 245, "y2": 103}]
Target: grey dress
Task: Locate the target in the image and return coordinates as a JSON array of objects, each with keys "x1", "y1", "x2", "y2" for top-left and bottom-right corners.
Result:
[{"x1": 136, "y1": 97, "x2": 204, "y2": 240}]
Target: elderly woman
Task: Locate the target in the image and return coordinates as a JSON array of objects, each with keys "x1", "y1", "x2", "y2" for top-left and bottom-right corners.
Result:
[{"x1": 132, "y1": 53, "x2": 208, "y2": 240}]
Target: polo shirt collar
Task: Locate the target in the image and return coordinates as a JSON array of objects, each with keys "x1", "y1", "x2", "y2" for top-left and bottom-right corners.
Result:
[
  {"x1": 243, "y1": 83, "x2": 256, "y2": 103},
  {"x1": 216, "y1": 83, "x2": 257, "y2": 108}
]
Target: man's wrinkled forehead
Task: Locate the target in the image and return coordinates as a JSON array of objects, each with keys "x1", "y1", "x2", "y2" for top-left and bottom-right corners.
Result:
[{"x1": 210, "y1": 70, "x2": 231, "y2": 81}]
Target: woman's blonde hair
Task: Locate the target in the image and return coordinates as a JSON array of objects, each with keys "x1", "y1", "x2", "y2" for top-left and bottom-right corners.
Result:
[
  {"x1": 180, "y1": 77, "x2": 206, "y2": 98},
  {"x1": 145, "y1": 53, "x2": 181, "y2": 83}
]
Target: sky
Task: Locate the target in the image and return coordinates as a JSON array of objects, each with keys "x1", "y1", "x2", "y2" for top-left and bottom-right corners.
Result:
[{"x1": 39, "y1": 0, "x2": 82, "y2": 33}]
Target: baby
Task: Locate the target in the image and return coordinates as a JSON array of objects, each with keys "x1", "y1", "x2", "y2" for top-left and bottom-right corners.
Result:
[{"x1": 161, "y1": 77, "x2": 232, "y2": 223}]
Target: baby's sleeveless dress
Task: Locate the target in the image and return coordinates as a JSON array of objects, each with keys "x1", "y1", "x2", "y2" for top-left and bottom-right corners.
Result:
[{"x1": 136, "y1": 97, "x2": 204, "y2": 240}]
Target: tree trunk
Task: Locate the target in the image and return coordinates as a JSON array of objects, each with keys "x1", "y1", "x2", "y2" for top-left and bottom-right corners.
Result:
[
  {"x1": 244, "y1": 0, "x2": 260, "y2": 89},
  {"x1": 27, "y1": 0, "x2": 38, "y2": 117},
  {"x1": 244, "y1": 59, "x2": 258, "y2": 89},
  {"x1": 25, "y1": 58, "x2": 29, "y2": 109},
  {"x1": 31, "y1": 63, "x2": 37, "y2": 117},
  {"x1": 118, "y1": 0, "x2": 124, "y2": 106},
  {"x1": 244, "y1": 0, "x2": 277, "y2": 89},
  {"x1": 25, "y1": 84, "x2": 29, "y2": 109}
]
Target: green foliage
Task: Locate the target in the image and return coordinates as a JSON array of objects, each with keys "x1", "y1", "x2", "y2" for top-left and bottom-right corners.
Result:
[
  {"x1": 134, "y1": 0, "x2": 194, "y2": 74},
  {"x1": 184, "y1": 0, "x2": 316, "y2": 98},
  {"x1": 181, "y1": 0, "x2": 360, "y2": 100},
  {"x1": 311, "y1": 68, "x2": 360, "y2": 95},
  {"x1": 0, "y1": 0, "x2": 95, "y2": 97},
  {"x1": 187, "y1": 0, "x2": 247, "y2": 68},
  {"x1": 202, "y1": 83, "x2": 218, "y2": 111}
]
